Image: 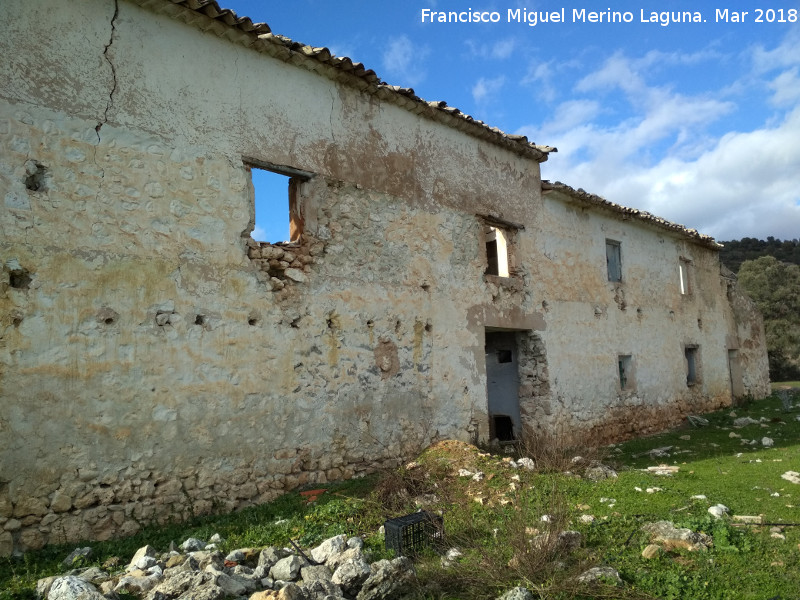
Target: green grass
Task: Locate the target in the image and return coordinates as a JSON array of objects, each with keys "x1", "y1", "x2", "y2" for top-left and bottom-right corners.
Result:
[
  {"x1": 2, "y1": 394, "x2": 799, "y2": 599},
  {"x1": 772, "y1": 380, "x2": 800, "y2": 389}
]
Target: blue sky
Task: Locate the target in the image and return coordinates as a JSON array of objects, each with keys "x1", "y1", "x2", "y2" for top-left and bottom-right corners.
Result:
[{"x1": 223, "y1": 1, "x2": 800, "y2": 243}]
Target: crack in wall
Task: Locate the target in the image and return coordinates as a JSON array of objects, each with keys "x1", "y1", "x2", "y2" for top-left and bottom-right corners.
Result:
[
  {"x1": 328, "y1": 88, "x2": 337, "y2": 144},
  {"x1": 96, "y1": 0, "x2": 119, "y2": 141},
  {"x1": 92, "y1": 0, "x2": 119, "y2": 207}
]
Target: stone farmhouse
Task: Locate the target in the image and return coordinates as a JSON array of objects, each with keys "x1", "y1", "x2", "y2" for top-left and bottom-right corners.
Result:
[{"x1": 0, "y1": 0, "x2": 769, "y2": 554}]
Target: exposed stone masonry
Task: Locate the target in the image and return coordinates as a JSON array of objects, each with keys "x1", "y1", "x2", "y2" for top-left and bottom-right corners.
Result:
[
  {"x1": 0, "y1": 452, "x2": 405, "y2": 556},
  {"x1": 246, "y1": 236, "x2": 324, "y2": 291}
]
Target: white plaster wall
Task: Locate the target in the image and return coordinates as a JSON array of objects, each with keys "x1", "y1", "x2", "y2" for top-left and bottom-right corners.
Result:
[
  {"x1": 0, "y1": 0, "x2": 542, "y2": 553},
  {"x1": 529, "y1": 193, "x2": 768, "y2": 442}
]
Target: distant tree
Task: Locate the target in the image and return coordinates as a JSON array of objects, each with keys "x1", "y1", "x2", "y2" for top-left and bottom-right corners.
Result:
[
  {"x1": 718, "y1": 238, "x2": 800, "y2": 273},
  {"x1": 737, "y1": 256, "x2": 800, "y2": 381}
]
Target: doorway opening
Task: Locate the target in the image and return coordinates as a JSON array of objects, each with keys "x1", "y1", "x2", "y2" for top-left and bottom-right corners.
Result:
[{"x1": 485, "y1": 330, "x2": 522, "y2": 443}]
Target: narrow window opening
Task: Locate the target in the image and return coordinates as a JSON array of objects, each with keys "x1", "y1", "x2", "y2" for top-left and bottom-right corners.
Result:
[
  {"x1": 247, "y1": 165, "x2": 303, "y2": 244},
  {"x1": 485, "y1": 226, "x2": 510, "y2": 277},
  {"x1": 618, "y1": 355, "x2": 632, "y2": 390},
  {"x1": 679, "y1": 259, "x2": 692, "y2": 295},
  {"x1": 606, "y1": 239, "x2": 622, "y2": 282},
  {"x1": 685, "y1": 346, "x2": 699, "y2": 386}
]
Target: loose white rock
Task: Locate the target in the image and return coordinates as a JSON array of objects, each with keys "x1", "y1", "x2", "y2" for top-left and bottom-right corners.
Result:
[
  {"x1": 708, "y1": 504, "x2": 729, "y2": 519},
  {"x1": 518, "y1": 458, "x2": 535, "y2": 470},
  {"x1": 781, "y1": 471, "x2": 800, "y2": 484}
]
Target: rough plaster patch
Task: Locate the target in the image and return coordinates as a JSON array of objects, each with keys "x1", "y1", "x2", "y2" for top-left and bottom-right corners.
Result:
[{"x1": 374, "y1": 338, "x2": 400, "y2": 379}]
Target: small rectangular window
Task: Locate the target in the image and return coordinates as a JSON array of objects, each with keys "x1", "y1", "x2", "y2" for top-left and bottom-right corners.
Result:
[
  {"x1": 606, "y1": 239, "x2": 622, "y2": 282},
  {"x1": 679, "y1": 259, "x2": 692, "y2": 295},
  {"x1": 245, "y1": 160, "x2": 311, "y2": 244},
  {"x1": 618, "y1": 355, "x2": 633, "y2": 390},
  {"x1": 685, "y1": 346, "x2": 699, "y2": 386},
  {"x1": 485, "y1": 226, "x2": 510, "y2": 277}
]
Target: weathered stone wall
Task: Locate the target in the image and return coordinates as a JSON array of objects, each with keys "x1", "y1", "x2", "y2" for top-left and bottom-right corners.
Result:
[
  {"x1": 0, "y1": 0, "x2": 769, "y2": 556},
  {"x1": 529, "y1": 192, "x2": 770, "y2": 445},
  {"x1": 720, "y1": 268, "x2": 772, "y2": 399}
]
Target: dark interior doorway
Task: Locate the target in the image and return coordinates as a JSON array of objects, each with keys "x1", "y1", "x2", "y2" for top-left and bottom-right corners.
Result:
[{"x1": 485, "y1": 330, "x2": 522, "y2": 442}]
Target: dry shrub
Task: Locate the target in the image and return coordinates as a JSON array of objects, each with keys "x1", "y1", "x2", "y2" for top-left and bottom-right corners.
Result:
[
  {"x1": 502, "y1": 481, "x2": 573, "y2": 581},
  {"x1": 371, "y1": 467, "x2": 432, "y2": 513},
  {"x1": 371, "y1": 458, "x2": 453, "y2": 513},
  {"x1": 373, "y1": 439, "x2": 639, "y2": 599},
  {"x1": 414, "y1": 479, "x2": 585, "y2": 599},
  {"x1": 520, "y1": 427, "x2": 607, "y2": 474}
]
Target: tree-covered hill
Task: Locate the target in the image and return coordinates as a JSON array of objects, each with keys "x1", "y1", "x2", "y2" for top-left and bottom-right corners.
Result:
[
  {"x1": 736, "y1": 256, "x2": 800, "y2": 381},
  {"x1": 718, "y1": 237, "x2": 800, "y2": 273}
]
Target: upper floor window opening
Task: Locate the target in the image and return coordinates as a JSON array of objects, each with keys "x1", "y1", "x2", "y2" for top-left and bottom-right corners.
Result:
[
  {"x1": 244, "y1": 160, "x2": 312, "y2": 244},
  {"x1": 606, "y1": 239, "x2": 622, "y2": 282},
  {"x1": 679, "y1": 258, "x2": 692, "y2": 295},
  {"x1": 485, "y1": 225, "x2": 510, "y2": 277}
]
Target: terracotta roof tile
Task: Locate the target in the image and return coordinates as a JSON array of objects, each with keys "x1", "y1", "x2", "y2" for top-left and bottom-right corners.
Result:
[
  {"x1": 168, "y1": 0, "x2": 270, "y2": 34},
  {"x1": 541, "y1": 181, "x2": 720, "y2": 248},
  {"x1": 132, "y1": 0, "x2": 556, "y2": 162}
]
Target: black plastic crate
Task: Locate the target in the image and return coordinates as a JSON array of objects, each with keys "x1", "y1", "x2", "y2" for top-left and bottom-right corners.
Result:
[{"x1": 384, "y1": 511, "x2": 444, "y2": 556}]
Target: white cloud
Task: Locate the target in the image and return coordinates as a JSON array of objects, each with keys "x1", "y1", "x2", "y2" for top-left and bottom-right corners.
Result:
[
  {"x1": 252, "y1": 224, "x2": 267, "y2": 242},
  {"x1": 465, "y1": 37, "x2": 517, "y2": 60},
  {"x1": 491, "y1": 38, "x2": 516, "y2": 60},
  {"x1": 534, "y1": 106, "x2": 800, "y2": 241},
  {"x1": 576, "y1": 52, "x2": 647, "y2": 97},
  {"x1": 522, "y1": 60, "x2": 557, "y2": 103},
  {"x1": 542, "y1": 100, "x2": 602, "y2": 134},
  {"x1": 769, "y1": 68, "x2": 800, "y2": 107},
  {"x1": 751, "y1": 27, "x2": 800, "y2": 73},
  {"x1": 634, "y1": 47, "x2": 726, "y2": 70},
  {"x1": 518, "y1": 36, "x2": 800, "y2": 241},
  {"x1": 472, "y1": 76, "x2": 505, "y2": 104},
  {"x1": 382, "y1": 35, "x2": 428, "y2": 86}
]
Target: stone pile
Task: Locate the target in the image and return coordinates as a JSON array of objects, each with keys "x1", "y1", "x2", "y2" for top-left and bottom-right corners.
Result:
[
  {"x1": 641, "y1": 521, "x2": 713, "y2": 552},
  {"x1": 38, "y1": 534, "x2": 420, "y2": 600},
  {"x1": 37, "y1": 529, "x2": 622, "y2": 600}
]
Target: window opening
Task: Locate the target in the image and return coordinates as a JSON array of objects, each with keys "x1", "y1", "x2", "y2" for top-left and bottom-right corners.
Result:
[
  {"x1": 679, "y1": 259, "x2": 691, "y2": 295},
  {"x1": 485, "y1": 226, "x2": 510, "y2": 277},
  {"x1": 685, "y1": 346, "x2": 699, "y2": 385},
  {"x1": 618, "y1": 355, "x2": 632, "y2": 390},
  {"x1": 606, "y1": 239, "x2": 622, "y2": 282},
  {"x1": 248, "y1": 165, "x2": 303, "y2": 244}
]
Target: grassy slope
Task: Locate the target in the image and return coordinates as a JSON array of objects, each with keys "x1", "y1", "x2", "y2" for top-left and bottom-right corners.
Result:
[{"x1": 2, "y1": 395, "x2": 799, "y2": 599}]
